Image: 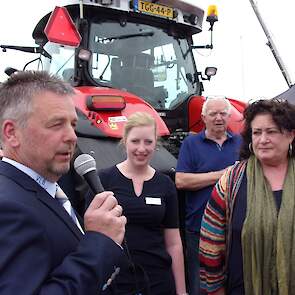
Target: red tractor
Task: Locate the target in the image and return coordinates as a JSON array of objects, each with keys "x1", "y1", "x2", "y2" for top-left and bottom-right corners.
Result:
[{"x1": 1, "y1": 0, "x2": 246, "y2": 176}]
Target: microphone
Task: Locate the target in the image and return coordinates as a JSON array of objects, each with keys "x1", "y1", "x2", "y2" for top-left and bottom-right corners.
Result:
[{"x1": 74, "y1": 153, "x2": 104, "y2": 194}]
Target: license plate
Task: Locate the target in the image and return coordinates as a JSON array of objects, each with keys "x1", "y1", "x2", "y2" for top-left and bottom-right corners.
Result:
[{"x1": 137, "y1": 0, "x2": 173, "y2": 19}]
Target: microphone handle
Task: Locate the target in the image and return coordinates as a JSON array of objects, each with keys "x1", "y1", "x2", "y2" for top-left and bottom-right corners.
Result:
[{"x1": 83, "y1": 170, "x2": 104, "y2": 194}]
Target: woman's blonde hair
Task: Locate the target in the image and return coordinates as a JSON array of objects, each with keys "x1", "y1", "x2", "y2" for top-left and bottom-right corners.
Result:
[{"x1": 122, "y1": 112, "x2": 157, "y2": 144}]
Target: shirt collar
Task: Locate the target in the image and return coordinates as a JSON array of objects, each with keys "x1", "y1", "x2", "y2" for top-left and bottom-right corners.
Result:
[
  {"x1": 201, "y1": 129, "x2": 233, "y2": 140},
  {"x1": 2, "y1": 157, "x2": 57, "y2": 198}
]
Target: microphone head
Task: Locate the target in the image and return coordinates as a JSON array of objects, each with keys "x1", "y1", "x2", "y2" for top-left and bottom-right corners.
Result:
[{"x1": 74, "y1": 154, "x2": 97, "y2": 177}]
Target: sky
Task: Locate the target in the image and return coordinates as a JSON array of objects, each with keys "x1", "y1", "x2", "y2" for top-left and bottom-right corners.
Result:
[
  {"x1": 0, "y1": 0, "x2": 294, "y2": 102},
  {"x1": 194, "y1": 0, "x2": 295, "y2": 101}
]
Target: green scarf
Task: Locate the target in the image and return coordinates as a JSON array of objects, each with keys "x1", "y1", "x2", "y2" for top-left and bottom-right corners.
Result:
[{"x1": 242, "y1": 156, "x2": 295, "y2": 295}]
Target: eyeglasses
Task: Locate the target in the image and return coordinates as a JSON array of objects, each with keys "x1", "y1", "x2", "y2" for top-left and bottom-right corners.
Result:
[{"x1": 206, "y1": 111, "x2": 229, "y2": 118}]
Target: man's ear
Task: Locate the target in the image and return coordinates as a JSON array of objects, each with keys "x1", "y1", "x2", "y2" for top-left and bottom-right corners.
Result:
[
  {"x1": 201, "y1": 113, "x2": 206, "y2": 123},
  {"x1": 2, "y1": 120, "x2": 21, "y2": 148}
]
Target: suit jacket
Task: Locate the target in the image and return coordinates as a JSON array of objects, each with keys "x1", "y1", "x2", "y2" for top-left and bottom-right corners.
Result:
[{"x1": 0, "y1": 161, "x2": 123, "y2": 295}]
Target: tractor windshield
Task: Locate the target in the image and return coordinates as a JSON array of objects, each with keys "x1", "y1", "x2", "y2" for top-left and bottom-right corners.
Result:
[
  {"x1": 41, "y1": 8, "x2": 201, "y2": 111},
  {"x1": 42, "y1": 42, "x2": 75, "y2": 82},
  {"x1": 88, "y1": 19, "x2": 200, "y2": 110}
]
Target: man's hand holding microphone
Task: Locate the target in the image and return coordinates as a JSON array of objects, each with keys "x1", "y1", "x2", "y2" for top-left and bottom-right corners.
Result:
[{"x1": 74, "y1": 154, "x2": 126, "y2": 245}]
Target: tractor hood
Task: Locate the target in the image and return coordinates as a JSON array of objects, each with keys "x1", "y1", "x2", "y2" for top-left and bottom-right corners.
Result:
[{"x1": 74, "y1": 86, "x2": 170, "y2": 139}]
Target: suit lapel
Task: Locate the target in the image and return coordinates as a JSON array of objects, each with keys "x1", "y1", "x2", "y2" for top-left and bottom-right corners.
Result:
[
  {"x1": 0, "y1": 161, "x2": 83, "y2": 240},
  {"x1": 36, "y1": 190, "x2": 83, "y2": 239}
]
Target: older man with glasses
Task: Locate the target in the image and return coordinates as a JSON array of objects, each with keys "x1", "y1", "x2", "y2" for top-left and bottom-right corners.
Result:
[{"x1": 175, "y1": 96, "x2": 242, "y2": 295}]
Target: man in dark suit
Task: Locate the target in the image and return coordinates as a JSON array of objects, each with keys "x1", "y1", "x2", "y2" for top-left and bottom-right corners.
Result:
[{"x1": 0, "y1": 71, "x2": 126, "y2": 294}]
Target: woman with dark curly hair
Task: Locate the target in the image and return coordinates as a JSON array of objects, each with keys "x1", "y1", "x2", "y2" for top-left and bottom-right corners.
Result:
[{"x1": 199, "y1": 99, "x2": 295, "y2": 295}]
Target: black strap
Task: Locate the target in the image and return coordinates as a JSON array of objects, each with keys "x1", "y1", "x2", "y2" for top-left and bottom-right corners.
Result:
[{"x1": 108, "y1": 239, "x2": 151, "y2": 295}]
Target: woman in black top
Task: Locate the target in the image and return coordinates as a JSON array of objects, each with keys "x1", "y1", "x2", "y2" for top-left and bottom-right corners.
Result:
[{"x1": 99, "y1": 112, "x2": 187, "y2": 295}]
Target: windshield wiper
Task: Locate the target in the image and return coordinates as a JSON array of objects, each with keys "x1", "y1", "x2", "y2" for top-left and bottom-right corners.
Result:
[
  {"x1": 99, "y1": 31, "x2": 154, "y2": 42},
  {"x1": 1, "y1": 45, "x2": 52, "y2": 59}
]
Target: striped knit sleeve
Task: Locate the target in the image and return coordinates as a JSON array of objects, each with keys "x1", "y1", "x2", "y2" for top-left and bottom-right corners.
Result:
[{"x1": 199, "y1": 170, "x2": 229, "y2": 294}]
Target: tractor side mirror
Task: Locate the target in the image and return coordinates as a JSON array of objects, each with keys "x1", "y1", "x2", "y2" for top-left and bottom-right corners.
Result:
[
  {"x1": 205, "y1": 66, "x2": 217, "y2": 80},
  {"x1": 197, "y1": 66, "x2": 217, "y2": 81}
]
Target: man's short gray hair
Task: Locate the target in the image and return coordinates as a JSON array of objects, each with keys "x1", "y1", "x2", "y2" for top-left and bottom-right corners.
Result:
[
  {"x1": 0, "y1": 71, "x2": 75, "y2": 142},
  {"x1": 201, "y1": 96, "x2": 232, "y2": 116}
]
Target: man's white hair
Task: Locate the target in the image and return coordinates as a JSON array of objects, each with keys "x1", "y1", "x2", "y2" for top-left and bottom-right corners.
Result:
[{"x1": 201, "y1": 96, "x2": 232, "y2": 115}]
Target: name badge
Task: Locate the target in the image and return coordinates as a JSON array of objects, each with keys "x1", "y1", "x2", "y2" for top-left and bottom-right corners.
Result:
[{"x1": 145, "y1": 197, "x2": 162, "y2": 205}]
